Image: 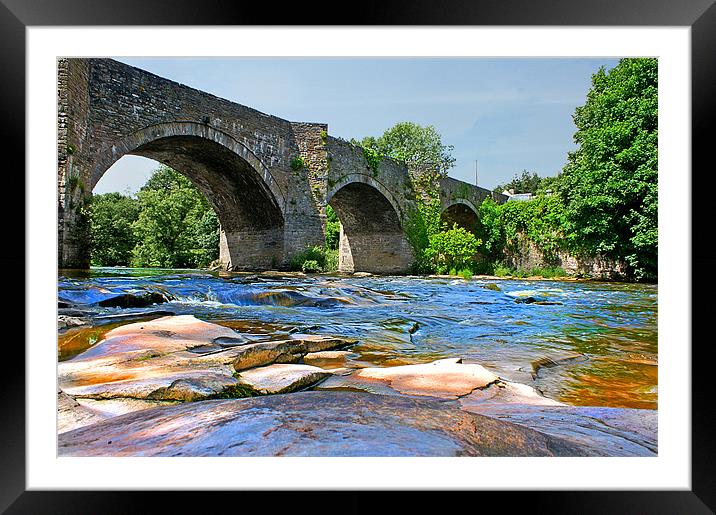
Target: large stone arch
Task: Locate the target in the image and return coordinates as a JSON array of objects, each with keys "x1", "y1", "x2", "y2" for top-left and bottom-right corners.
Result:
[
  {"x1": 440, "y1": 199, "x2": 479, "y2": 233},
  {"x1": 90, "y1": 122, "x2": 286, "y2": 271},
  {"x1": 326, "y1": 174, "x2": 413, "y2": 274}
]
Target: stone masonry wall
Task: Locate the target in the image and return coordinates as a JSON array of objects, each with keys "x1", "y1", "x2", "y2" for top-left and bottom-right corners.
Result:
[{"x1": 503, "y1": 233, "x2": 627, "y2": 279}]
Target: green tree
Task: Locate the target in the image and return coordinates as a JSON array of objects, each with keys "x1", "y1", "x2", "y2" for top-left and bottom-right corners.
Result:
[
  {"x1": 360, "y1": 121, "x2": 456, "y2": 176},
  {"x1": 90, "y1": 192, "x2": 139, "y2": 266},
  {"x1": 325, "y1": 204, "x2": 340, "y2": 250},
  {"x1": 425, "y1": 223, "x2": 481, "y2": 275},
  {"x1": 494, "y1": 170, "x2": 544, "y2": 194},
  {"x1": 131, "y1": 166, "x2": 219, "y2": 268},
  {"x1": 558, "y1": 57, "x2": 657, "y2": 280}
]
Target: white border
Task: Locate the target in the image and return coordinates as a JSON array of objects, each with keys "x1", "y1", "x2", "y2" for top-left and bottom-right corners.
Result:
[{"x1": 27, "y1": 27, "x2": 690, "y2": 490}]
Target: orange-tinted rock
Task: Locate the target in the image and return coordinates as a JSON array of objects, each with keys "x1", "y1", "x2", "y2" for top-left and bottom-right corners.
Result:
[
  {"x1": 58, "y1": 315, "x2": 355, "y2": 403},
  {"x1": 351, "y1": 358, "x2": 499, "y2": 399}
]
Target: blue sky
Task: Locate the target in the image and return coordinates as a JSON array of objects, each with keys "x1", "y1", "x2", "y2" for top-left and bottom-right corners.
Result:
[{"x1": 95, "y1": 57, "x2": 620, "y2": 195}]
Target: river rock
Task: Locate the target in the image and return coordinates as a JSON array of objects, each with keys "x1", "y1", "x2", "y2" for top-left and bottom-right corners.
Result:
[
  {"x1": 247, "y1": 290, "x2": 352, "y2": 308},
  {"x1": 58, "y1": 391, "x2": 591, "y2": 457},
  {"x1": 347, "y1": 358, "x2": 499, "y2": 399},
  {"x1": 460, "y1": 402, "x2": 657, "y2": 457},
  {"x1": 459, "y1": 379, "x2": 565, "y2": 407},
  {"x1": 58, "y1": 315, "x2": 355, "y2": 402},
  {"x1": 58, "y1": 390, "x2": 108, "y2": 433},
  {"x1": 96, "y1": 290, "x2": 169, "y2": 308},
  {"x1": 303, "y1": 350, "x2": 356, "y2": 369},
  {"x1": 235, "y1": 364, "x2": 332, "y2": 394},
  {"x1": 230, "y1": 334, "x2": 357, "y2": 371},
  {"x1": 58, "y1": 315, "x2": 88, "y2": 330}
]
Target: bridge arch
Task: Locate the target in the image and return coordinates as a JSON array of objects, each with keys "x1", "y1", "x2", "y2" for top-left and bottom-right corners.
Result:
[
  {"x1": 90, "y1": 122, "x2": 286, "y2": 270},
  {"x1": 325, "y1": 174, "x2": 413, "y2": 274},
  {"x1": 440, "y1": 199, "x2": 479, "y2": 233}
]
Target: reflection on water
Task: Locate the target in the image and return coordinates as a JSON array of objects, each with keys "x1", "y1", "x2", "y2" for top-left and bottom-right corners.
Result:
[{"x1": 58, "y1": 268, "x2": 657, "y2": 409}]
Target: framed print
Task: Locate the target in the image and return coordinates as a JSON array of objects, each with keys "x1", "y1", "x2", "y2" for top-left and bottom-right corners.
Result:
[{"x1": 2, "y1": 0, "x2": 714, "y2": 512}]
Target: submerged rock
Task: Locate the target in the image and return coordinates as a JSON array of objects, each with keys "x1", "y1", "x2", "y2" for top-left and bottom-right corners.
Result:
[
  {"x1": 58, "y1": 391, "x2": 591, "y2": 457},
  {"x1": 96, "y1": 291, "x2": 169, "y2": 308},
  {"x1": 303, "y1": 350, "x2": 356, "y2": 370},
  {"x1": 247, "y1": 290, "x2": 352, "y2": 308}
]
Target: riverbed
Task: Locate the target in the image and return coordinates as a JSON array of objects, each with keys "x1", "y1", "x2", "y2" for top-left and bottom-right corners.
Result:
[{"x1": 58, "y1": 267, "x2": 657, "y2": 410}]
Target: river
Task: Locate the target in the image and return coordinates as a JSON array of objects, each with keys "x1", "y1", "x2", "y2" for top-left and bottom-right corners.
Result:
[{"x1": 58, "y1": 267, "x2": 657, "y2": 410}]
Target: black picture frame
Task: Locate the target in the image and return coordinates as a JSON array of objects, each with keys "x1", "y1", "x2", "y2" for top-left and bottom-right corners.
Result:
[{"x1": 2, "y1": 0, "x2": 713, "y2": 512}]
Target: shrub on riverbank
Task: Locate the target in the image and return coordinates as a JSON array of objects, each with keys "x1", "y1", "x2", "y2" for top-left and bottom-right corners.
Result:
[
  {"x1": 289, "y1": 246, "x2": 338, "y2": 273},
  {"x1": 424, "y1": 224, "x2": 481, "y2": 275}
]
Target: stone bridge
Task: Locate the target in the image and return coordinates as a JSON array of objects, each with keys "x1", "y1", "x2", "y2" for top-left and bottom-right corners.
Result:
[{"x1": 58, "y1": 58, "x2": 505, "y2": 273}]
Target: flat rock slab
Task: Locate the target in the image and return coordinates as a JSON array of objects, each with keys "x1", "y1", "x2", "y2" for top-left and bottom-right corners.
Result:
[
  {"x1": 349, "y1": 358, "x2": 499, "y2": 399},
  {"x1": 235, "y1": 364, "x2": 332, "y2": 394},
  {"x1": 459, "y1": 380, "x2": 565, "y2": 407},
  {"x1": 59, "y1": 315, "x2": 354, "y2": 403},
  {"x1": 58, "y1": 391, "x2": 108, "y2": 434},
  {"x1": 460, "y1": 402, "x2": 657, "y2": 457},
  {"x1": 58, "y1": 391, "x2": 590, "y2": 457},
  {"x1": 303, "y1": 350, "x2": 358, "y2": 370},
  {"x1": 231, "y1": 334, "x2": 356, "y2": 371}
]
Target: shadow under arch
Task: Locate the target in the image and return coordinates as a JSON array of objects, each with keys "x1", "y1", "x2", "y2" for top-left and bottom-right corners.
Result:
[
  {"x1": 90, "y1": 122, "x2": 286, "y2": 271},
  {"x1": 440, "y1": 199, "x2": 479, "y2": 233},
  {"x1": 326, "y1": 174, "x2": 413, "y2": 274}
]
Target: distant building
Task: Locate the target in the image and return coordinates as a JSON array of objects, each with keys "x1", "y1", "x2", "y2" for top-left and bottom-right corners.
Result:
[{"x1": 504, "y1": 189, "x2": 533, "y2": 202}]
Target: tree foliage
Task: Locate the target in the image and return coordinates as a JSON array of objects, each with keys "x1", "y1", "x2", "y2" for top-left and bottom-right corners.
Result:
[
  {"x1": 360, "y1": 121, "x2": 456, "y2": 176},
  {"x1": 424, "y1": 223, "x2": 481, "y2": 275},
  {"x1": 131, "y1": 166, "x2": 219, "y2": 268},
  {"x1": 495, "y1": 170, "x2": 546, "y2": 194},
  {"x1": 325, "y1": 204, "x2": 340, "y2": 250},
  {"x1": 90, "y1": 192, "x2": 139, "y2": 266},
  {"x1": 476, "y1": 195, "x2": 568, "y2": 263},
  {"x1": 558, "y1": 57, "x2": 657, "y2": 280},
  {"x1": 90, "y1": 165, "x2": 219, "y2": 268}
]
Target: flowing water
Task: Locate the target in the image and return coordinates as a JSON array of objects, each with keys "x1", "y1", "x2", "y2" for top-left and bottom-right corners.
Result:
[{"x1": 58, "y1": 268, "x2": 657, "y2": 410}]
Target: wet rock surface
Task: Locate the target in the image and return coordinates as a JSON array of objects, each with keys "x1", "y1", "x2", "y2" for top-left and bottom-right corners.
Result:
[
  {"x1": 58, "y1": 315, "x2": 354, "y2": 403},
  {"x1": 321, "y1": 358, "x2": 499, "y2": 399},
  {"x1": 235, "y1": 364, "x2": 332, "y2": 394},
  {"x1": 58, "y1": 391, "x2": 591, "y2": 457},
  {"x1": 58, "y1": 390, "x2": 108, "y2": 434},
  {"x1": 460, "y1": 402, "x2": 657, "y2": 457}
]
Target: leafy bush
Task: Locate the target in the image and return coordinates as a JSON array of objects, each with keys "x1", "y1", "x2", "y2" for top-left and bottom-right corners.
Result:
[
  {"x1": 301, "y1": 260, "x2": 321, "y2": 273},
  {"x1": 290, "y1": 156, "x2": 306, "y2": 171},
  {"x1": 290, "y1": 245, "x2": 338, "y2": 273},
  {"x1": 424, "y1": 224, "x2": 481, "y2": 275},
  {"x1": 453, "y1": 268, "x2": 473, "y2": 279},
  {"x1": 476, "y1": 195, "x2": 567, "y2": 264},
  {"x1": 290, "y1": 246, "x2": 326, "y2": 271},
  {"x1": 324, "y1": 248, "x2": 338, "y2": 272},
  {"x1": 492, "y1": 263, "x2": 512, "y2": 277}
]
